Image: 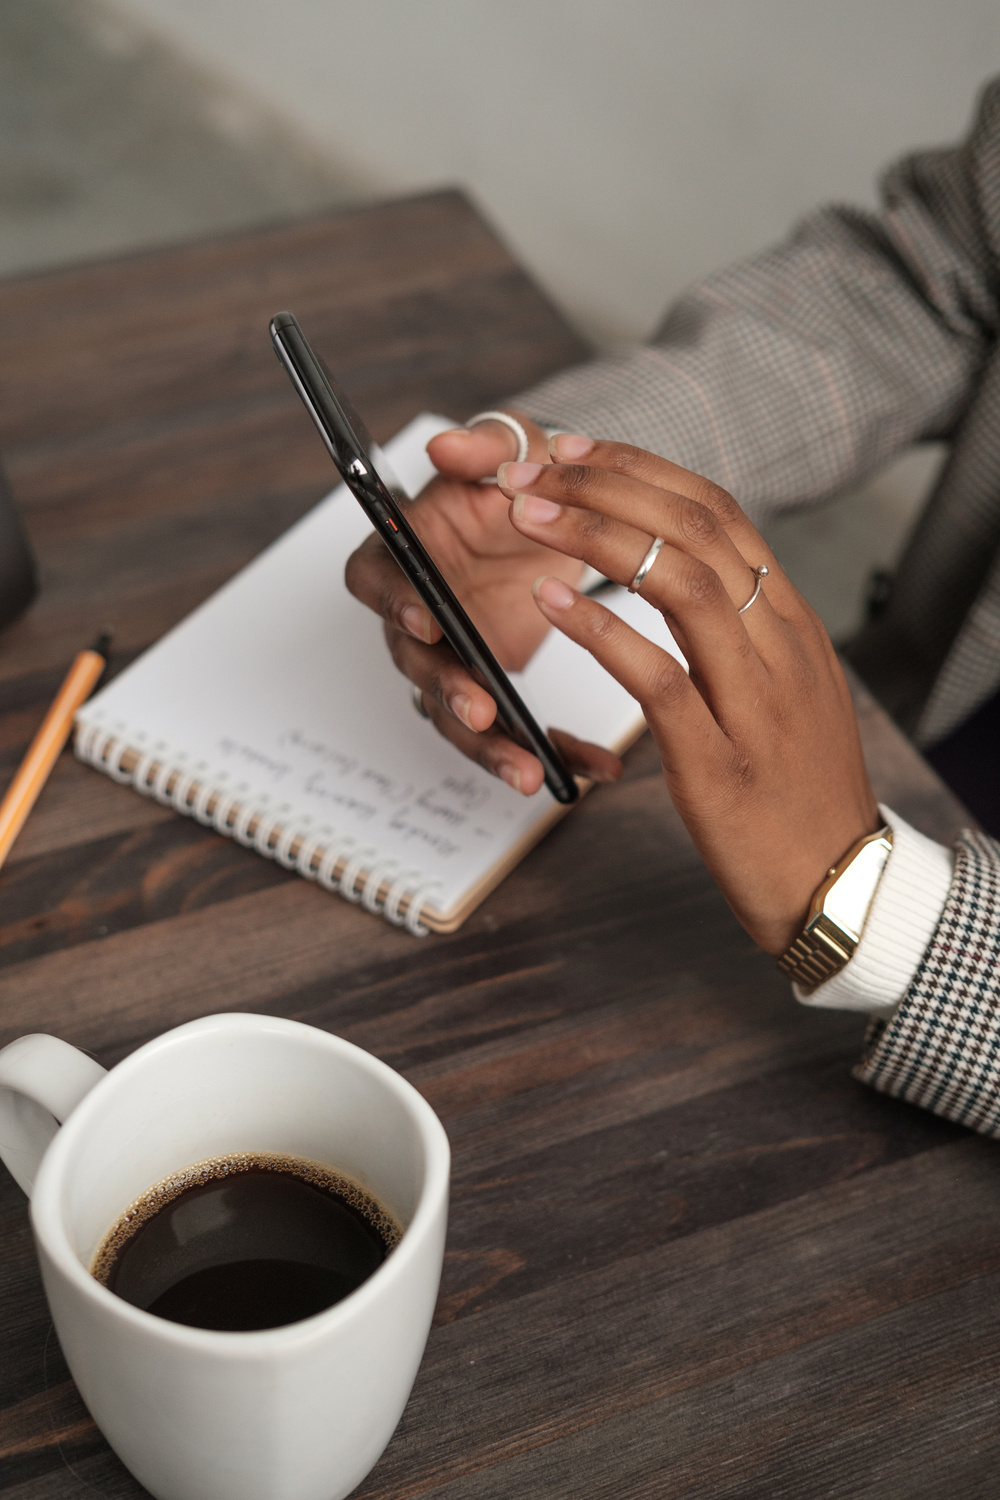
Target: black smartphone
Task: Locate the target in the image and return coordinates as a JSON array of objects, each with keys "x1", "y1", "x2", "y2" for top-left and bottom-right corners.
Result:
[{"x1": 269, "y1": 311, "x2": 579, "y2": 805}]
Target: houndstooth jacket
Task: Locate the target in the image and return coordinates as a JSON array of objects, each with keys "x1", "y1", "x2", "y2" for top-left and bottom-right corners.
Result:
[{"x1": 517, "y1": 78, "x2": 1000, "y2": 1139}]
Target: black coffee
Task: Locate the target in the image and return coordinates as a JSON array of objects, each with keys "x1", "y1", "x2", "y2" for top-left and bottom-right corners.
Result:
[{"x1": 91, "y1": 1152, "x2": 401, "y2": 1332}]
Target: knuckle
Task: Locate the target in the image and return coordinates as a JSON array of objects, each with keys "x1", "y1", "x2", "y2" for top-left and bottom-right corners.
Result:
[
  {"x1": 800, "y1": 598, "x2": 829, "y2": 638},
  {"x1": 692, "y1": 478, "x2": 742, "y2": 528},
  {"x1": 604, "y1": 442, "x2": 648, "y2": 475},
  {"x1": 725, "y1": 745, "x2": 756, "y2": 794},
  {"x1": 732, "y1": 629, "x2": 755, "y2": 665},
  {"x1": 579, "y1": 509, "x2": 613, "y2": 544},
  {"x1": 644, "y1": 658, "x2": 687, "y2": 708},
  {"x1": 677, "y1": 498, "x2": 721, "y2": 549},
  {"x1": 557, "y1": 462, "x2": 594, "y2": 498},
  {"x1": 679, "y1": 558, "x2": 723, "y2": 607},
  {"x1": 423, "y1": 666, "x2": 449, "y2": 706},
  {"x1": 587, "y1": 604, "x2": 620, "y2": 644}
]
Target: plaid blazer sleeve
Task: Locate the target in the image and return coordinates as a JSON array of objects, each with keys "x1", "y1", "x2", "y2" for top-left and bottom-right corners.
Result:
[
  {"x1": 855, "y1": 829, "x2": 1000, "y2": 1137},
  {"x1": 517, "y1": 80, "x2": 1000, "y2": 526}
]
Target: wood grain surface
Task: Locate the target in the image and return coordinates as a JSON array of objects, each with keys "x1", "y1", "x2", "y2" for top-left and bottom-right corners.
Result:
[{"x1": 0, "y1": 194, "x2": 995, "y2": 1500}]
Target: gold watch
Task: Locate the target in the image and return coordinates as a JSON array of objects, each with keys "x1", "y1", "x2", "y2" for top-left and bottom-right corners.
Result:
[{"x1": 777, "y1": 826, "x2": 893, "y2": 994}]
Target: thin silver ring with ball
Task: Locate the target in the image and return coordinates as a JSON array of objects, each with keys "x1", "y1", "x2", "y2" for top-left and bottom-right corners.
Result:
[
  {"x1": 738, "y1": 564, "x2": 770, "y2": 614},
  {"x1": 628, "y1": 536, "x2": 665, "y2": 594},
  {"x1": 411, "y1": 685, "x2": 430, "y2": 718},
  {"x1": 466, "y1": 410, "x2": 530, "y2": 483}
]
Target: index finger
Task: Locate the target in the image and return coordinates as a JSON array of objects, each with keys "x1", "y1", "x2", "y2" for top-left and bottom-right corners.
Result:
[{"x1": 548, "y1": 432, "x2": 798, "y2": 613}]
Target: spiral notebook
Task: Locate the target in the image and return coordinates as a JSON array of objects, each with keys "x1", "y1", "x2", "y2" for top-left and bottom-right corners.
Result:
[{"x1": 75, "y1": 415, "x2": 683, "y2": 934}]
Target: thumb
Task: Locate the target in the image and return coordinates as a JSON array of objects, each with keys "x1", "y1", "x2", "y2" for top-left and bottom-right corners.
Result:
[{"x1": 427, "y1": 411, "x2": 550, "y2": 481}]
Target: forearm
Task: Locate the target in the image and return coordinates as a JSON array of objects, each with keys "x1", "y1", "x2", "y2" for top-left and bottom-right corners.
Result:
[
  {"x1": 516, "y1": 86, "x2": 1000, "y2": 525},
  {"x1": 518, "y1": 220, "x2": 975, "y2": 526}
]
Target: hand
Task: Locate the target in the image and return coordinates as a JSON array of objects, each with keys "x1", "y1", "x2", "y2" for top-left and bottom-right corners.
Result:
[
  {"x1": 497, "y1": 433, "x2": 881, "y2": 955},
  {"x1": 345, "y1": 413, "x2": 623, "y2": 793}
]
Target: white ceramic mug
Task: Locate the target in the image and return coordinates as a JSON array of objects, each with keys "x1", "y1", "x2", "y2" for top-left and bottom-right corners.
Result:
[{"x1": 0, "y1": 1012, "x2": 450, "y2": 1500}]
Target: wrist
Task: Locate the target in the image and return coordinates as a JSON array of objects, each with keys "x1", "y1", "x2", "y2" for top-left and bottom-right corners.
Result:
[
  {"x1": 777, "y1": 825, "x2": 893, "y2": 992},
  {"x1": 793, "y1": 805, "x2": 954, "y2": 1017}
]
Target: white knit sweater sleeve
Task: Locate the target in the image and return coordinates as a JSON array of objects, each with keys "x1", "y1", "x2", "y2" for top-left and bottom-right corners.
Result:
[{"x1": 794, "y1": 805, "x2": 954, "y2": 1019}]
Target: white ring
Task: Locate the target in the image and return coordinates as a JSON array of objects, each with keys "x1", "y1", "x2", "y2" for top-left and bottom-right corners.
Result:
[
  {"x1": 465, "y1": 410, "x2": 530, "y2": 462},
  {"x1": 466, "y1": 410, "x2": 530, "y2": 483},
  {"x1": 628, "y1": 537, "x2": 665, "y2": 595}
]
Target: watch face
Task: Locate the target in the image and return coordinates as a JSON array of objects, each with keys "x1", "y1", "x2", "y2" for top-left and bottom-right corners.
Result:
[{"x1": 823, "y1": 837, "x2": 892, "y2": 942}]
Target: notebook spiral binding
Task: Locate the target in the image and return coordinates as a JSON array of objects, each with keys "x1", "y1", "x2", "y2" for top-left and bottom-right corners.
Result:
[{"x1": 75, "y1": 725, "x2": 442, "y2": 936}]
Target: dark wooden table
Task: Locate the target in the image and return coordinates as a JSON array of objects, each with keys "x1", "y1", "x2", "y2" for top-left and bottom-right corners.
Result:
[{"x1": 1, "y1": 192, "x2": 998, "y2": 1500}]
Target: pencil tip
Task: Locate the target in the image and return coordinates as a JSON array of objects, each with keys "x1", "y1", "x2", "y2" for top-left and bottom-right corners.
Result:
[{"x1": 91, "y1": 630, "x2": 113, "y2": 659}]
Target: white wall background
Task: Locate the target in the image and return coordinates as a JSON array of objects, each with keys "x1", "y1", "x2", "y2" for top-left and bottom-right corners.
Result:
[{"x1": 103, "y1": 0, "x2": 1000, "y2": 344}]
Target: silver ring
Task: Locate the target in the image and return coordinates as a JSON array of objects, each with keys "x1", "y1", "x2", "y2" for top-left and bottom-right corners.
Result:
[
  {"x1": 411, "y1": 685, "x2": 430, "y2": 718},
  {"x1": 466, "y1": 410, "x2": 530, "y2": 483},
  {"x1": 628, "y1": 536, "x2": 665, "y2": 595},
  {"x1": 738, "y1": 564, "x2": 770, "y2": 614}
]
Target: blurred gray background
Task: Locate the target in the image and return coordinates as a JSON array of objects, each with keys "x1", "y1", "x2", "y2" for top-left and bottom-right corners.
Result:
[{"x1": 5, "y1": 0, "x2": 1000, "y2": 640}]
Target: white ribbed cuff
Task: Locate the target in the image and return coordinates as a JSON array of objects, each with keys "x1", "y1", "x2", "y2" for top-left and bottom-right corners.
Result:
[{"x1": 793, "y1": 804, "x2": 954, "y2": 1019}]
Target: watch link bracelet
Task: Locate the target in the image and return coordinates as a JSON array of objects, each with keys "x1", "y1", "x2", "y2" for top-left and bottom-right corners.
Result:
[{"x1": 777, "y1": 826, "x2": 893, "y2": 994}]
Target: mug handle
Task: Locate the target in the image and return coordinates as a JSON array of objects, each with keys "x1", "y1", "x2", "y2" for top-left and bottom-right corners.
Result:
[{"x1": 0, "y1": 1034, "x2": 107, "y2": 1195}]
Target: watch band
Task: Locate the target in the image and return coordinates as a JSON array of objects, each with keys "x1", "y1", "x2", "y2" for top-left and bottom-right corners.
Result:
[{"x1": 777, "y1": 826, "x2": 893, "y2": 993}]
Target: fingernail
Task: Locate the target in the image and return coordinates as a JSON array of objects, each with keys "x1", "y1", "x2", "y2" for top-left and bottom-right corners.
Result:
[
  {"x1": 550, "y1": 433, "x2": 593, "y2": 461},
  {"x1": 532, "y1": 575, "x2": 576, "y2": 610},
  {"x1": 497, "y1": 460, "x2": 542, "y2": 490},
  {"x1": 498, "y1": 764, "x2": 522, "y2": 792},
  {"x1": 402, "y1": 603, "x2": 432, "y2": 641},
  {"x1": 513, "y1": 493, "x2": 563, "y2": 524},
  {"x1": 449, "y1": 692, "x2": 474, "y2": 729}
]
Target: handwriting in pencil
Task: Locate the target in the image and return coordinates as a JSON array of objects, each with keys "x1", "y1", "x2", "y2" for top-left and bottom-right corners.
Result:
[
  {"x1": 279, "y1": 729, "x2": 358, "y2": 778},
  {"x1": 218, "y1": 738, "x2": 291, "y2": 782}
]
